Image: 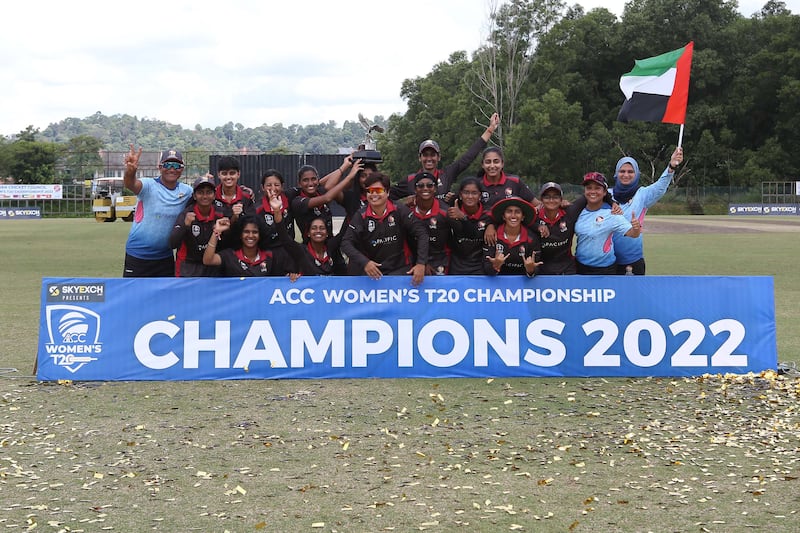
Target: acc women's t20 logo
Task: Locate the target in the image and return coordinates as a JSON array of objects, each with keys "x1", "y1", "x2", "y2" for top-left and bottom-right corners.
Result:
[{"x1": 43, "y1": 305, "x2": 102, "y2": 373}]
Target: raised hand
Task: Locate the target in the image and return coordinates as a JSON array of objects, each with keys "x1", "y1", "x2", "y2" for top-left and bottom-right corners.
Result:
[
  {"x1": 670, "y1": 146, "x2": 684, "y2": 169},
  {"x1": 124, "y1": 144, "x2": 142, "y2": 171},
  {"x1": 487, "y1": 251, "x2": 508, "y2": 273}
]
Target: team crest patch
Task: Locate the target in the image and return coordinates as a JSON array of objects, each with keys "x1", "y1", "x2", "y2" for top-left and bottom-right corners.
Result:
[
  {"x1": 264, "y1": 214, "x2": 274, "y2": 225},
  {"x1": 560, "y1": 221, "x2": 567, "y2": 231},
  {"x1": 388, "y1": 215, "x2": 396, "y2": 227},
  {"x1": 191, "y1": 224, "x2": 200, "y2": 237},
  {"x1": 367, "y1": 220, "x2": 376, "y2": 232},
  {"x1": 505, "y1": 187, "x2": 513, "y2": 197},
  {"x1": 595, "y1": 215, "x2": 605, "y2": 223},
  {"x1": 430, "y1": 218, "x2": 438, "y2": 229}
]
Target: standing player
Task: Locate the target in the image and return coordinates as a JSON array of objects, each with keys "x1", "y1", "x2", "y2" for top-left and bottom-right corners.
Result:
[
  {"x1": 447, "y1": 178, "x2": 493, "y2": 275},
  {"x1": 169, "y1": 175, "x2": 226, "y2": 277},
  {"x1": 122, "y1": 145, "x2": 193, "y2": 277},
  {"x1": 390, "y1": 113, "x2": 500, "y2": 203},
  {"x1": 574, "y1": 172, "x2": 641, "y2": 275},
  {"x1": 408, "y1": 172, "x2": 458, "y2": 275},
  {"x1": 214, "y1": 156, "x2": 255, "y2": 227},
  {"x1": 341, "y1": 173, "x2": 429, "y2": 286},
  {"x1": 484, "y1": 197, "x2": 542, "y2": 276},
  {"x1": 611, "y1": 147, "x2": 684, "y2": 275}
]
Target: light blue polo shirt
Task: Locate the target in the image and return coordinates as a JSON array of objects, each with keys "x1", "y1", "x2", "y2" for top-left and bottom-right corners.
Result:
[{"x1": 125, "y1": 178, "x2": 192, "y2": 260}]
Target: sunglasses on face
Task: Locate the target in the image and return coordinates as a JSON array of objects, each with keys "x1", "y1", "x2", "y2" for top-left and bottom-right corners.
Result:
[
  {"x1": 161, "y1": 162, "x2": 184, "y2": 170},
  {"x1": 367, "y1": 187, "x2": 386, "y2": 195},
  {"x1": 415, "y1": 182, "x2": 436, "y2": 189}
]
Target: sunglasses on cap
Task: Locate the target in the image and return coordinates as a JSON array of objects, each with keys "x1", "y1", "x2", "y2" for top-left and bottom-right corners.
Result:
[
  {"x1": 366, "y1": 186, "x2": 386, "y2": 195},
  {"x1": 415, "y1": 181, "x2": 436, "y2": 189},
  {"x1": 161, "y1": 162, "x2": 184, "y2": 170}
]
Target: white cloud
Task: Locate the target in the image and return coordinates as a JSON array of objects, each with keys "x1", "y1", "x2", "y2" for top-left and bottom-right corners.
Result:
[{"x1": 0, "y1": 0, "x2": 793, "y2": 135}]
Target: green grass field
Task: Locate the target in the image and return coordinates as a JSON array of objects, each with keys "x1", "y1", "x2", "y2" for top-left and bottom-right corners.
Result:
[{"x1": 1, "y1": 217, "x2": 799, "y2": 532}]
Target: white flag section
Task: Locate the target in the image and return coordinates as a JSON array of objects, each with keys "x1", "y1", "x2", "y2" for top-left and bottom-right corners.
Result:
[{"x1": 619, "y1": 68, "x2": 677, "y2": 99}]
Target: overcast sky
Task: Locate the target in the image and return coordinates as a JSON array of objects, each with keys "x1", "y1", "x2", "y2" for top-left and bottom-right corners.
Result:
[{"x1": 0, "y1": 0, "x2": 788, "y2": 136}]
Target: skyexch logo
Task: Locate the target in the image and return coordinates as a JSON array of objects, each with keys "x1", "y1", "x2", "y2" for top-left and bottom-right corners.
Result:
[{"x1": 44, "y1": 305, "x2": 102, "y2": 373}]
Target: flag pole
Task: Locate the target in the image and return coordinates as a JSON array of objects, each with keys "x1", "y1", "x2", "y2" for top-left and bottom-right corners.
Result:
[{"x1": 677, "y1": 124, "x2": 684, "y2": 148}]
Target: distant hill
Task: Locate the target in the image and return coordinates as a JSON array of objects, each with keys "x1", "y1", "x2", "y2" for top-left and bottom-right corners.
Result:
[{"x1": 36, "y1": 111, "x2": 387, "y2": 154}]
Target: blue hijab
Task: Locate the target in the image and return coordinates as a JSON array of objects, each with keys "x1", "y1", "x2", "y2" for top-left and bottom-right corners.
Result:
[{"x1": 613, "y1": 157, "x2": 640, "y2": 204}]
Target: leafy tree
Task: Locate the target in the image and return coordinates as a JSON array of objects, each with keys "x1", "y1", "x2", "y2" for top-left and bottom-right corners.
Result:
[
  {"x1": 62, "y1": 135, "x2": 104, "y2": 182},
  {"x1": 504, "y1": 88, "x2": 585, "y2": 184},
  {"x1": 381, "y1": 52, "x2": 480, "y2": 180},
  {"x1": 470, "y1": 0, "x2": 566, "y2": 148},
  {"x1": 1, "y1": 127, "x2": 60, "y2": 183}
]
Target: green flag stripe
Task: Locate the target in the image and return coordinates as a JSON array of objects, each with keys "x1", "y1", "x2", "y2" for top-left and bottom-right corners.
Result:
[{"x1": 621, "y1": 45, "x2": 687, "y2": 78}]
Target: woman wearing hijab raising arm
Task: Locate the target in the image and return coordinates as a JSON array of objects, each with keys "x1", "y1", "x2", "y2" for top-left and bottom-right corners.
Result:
[{"x1": 611, "y1": 147, "x2": 684, "y2": 275}]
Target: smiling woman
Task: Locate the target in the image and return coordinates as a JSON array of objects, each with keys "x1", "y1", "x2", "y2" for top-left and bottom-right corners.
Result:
[{"x1": 574, "y1": 172, "x2": 640, "y2": 275}]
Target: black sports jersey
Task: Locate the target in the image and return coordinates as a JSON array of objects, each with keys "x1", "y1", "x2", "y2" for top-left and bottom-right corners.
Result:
[
  {"x1": 290, "y1": 189, "x2": 334, "y2": 243},
  {"x1": 390, "y1": 135, "x2": 489, "y2": 202},
  {"x1": 214, "y1": 185, "x2": 256, "y2": 220},
  {"x1": 341, "y1": 201, "x2": 429, "y2": 275},
  {"x1": 409, "y1": 199, "x2": 456, "y2": 274},
  {"x1": 481, "y1": 173, "x2": 535, "y2": 209},
  {"x1": 255, "y1": 194, "x2": 295, "y2": 249},
  {"x1": 534, "y1": 198, "x2": 586, "y2": 275},
  {"x1": 169, "y1": 204, "x2": 225, "y2": 276},
  {"x1": 484, "y1": 225, "x2": 541, "y2": 276},
  {"x1": 295, "y1": 241, "x2": 345, "y2": 276},
  {"x1": 448, "y1": 204, "x2": 491, "y2": 275}
]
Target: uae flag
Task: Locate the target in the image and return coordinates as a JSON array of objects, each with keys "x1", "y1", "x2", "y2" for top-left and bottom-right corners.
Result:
[{"x1": 617, "y1": 41, "x2": 694, "y2": 124}]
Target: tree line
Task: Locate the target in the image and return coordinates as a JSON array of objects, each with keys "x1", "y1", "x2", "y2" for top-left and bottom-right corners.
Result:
[{"x1": 1, "y1": 0, "x2": 797, "y2": 191}]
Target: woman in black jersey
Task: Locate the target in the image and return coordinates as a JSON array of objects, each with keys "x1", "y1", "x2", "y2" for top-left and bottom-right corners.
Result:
[{"x1": 203, "y1": 194, "x2": 304, "y2": 277}]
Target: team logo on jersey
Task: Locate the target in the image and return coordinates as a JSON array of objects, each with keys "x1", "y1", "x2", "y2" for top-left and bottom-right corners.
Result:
[
  {"x1": 429, "y1": 218, "x2": 438, "y2": 230},
  {"x1": 595, "y1": 215, "x2": 605, "y2": 224},
  {"x1": 191, "y1": 224, "x2": 200, "y2": 237},
  {"x1": 367, "y1": 220, "x2": 376, "y2": 232},
  {"x1": 388, "y1": 215, "x2": 396, "y2": 227},
  {"x1": 478, "y1": 221, "x2": 486, "y2": 229},
  {"x1": 481, "y1": 192, "x2": 490, "y2": 203},
  {"x1": 264, "y1": 214, "x2": 274, "y2": 226},
  {"x1": 44, "y1": 305, "x2": 102, "y2": 373},
  {"x1": 560, "y1": 221, "x2": 567, "y2": 231},
  {"x1": 519, "y1": 245, "x2": 526, "y2": 256},
  {"x1": 496, "y1": 243, "x2": 505, "y2": 254},
  {"x1": 505, "y1": 187, "x2": 513, "y2": 198}
]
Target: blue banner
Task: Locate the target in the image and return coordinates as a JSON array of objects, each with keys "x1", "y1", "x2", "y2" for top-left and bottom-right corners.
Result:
[{"x1": 37, "y1": 276, "x2": 777, "y2": 381}]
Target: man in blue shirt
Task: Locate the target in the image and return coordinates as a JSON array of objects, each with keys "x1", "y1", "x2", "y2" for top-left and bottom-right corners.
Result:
[{"x1": 122, "y1": 145, "x2": 193, "y2": 277}]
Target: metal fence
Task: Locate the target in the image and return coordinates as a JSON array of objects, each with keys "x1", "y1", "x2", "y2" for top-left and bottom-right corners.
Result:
[
  {"x1": 1, "y1": 153, "x2": 351, "y2": 218},
  {"x1": 2, "y1": 149, "x2": 797, "y2": 217}
]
